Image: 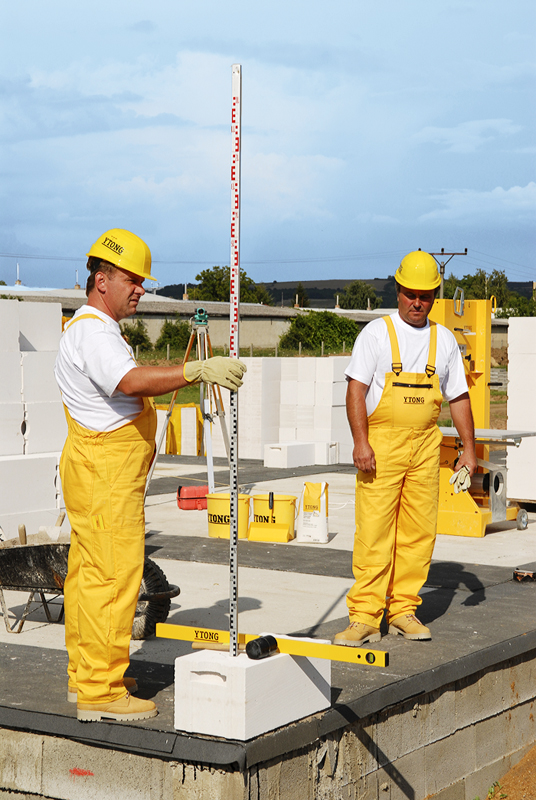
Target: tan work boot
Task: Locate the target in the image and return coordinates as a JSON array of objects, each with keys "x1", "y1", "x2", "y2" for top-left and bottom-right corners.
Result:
[
  {"x1": 388, "y1": 614, "x2": 431, "y2": 640},
  {"x1": 68, "y1": 677, "x2": 138, "y2": 703},
  {"x1": 333, "y1": 621, "x2": 381, "y2": 648},
  {"x1": 77, "y1": 692, "x2": 157, "y2": 722}
]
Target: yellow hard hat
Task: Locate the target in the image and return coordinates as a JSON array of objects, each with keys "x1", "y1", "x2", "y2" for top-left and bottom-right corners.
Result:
[
  {"x1": 395, "y1": 251, "x2": 440, "y2": 291},
  {"x1": 86, "y1": 229, "x2": 156, "y2": 282}
]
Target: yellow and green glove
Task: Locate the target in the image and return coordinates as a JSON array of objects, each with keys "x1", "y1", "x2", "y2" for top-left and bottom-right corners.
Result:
[{"x1": 183, "y1": 357, "x2": 247, "y2": 391}]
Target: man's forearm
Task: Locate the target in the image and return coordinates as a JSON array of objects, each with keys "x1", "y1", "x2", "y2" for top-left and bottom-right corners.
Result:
[
  {"x1": 347, "y1": 379, "x2": 376, "y2": 472},
  {"x1": 449, "y1": 392, "x2": 477, "y2": 474},
  {"x1": 117, "y1": 365, "x2": 189, "y2": 397},
  {"x1": 347, "y1": 381, "x2": 369, "y2": 447}
]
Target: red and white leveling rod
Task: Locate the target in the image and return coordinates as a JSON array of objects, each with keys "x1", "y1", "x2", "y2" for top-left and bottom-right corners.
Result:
[{"x1": 228, "y1": 64, "x2": 242, "y2": 657}]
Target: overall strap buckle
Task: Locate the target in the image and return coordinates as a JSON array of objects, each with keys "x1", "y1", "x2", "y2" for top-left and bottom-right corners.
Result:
[
  {"x1": 392, "y1": 362, "x2": 403, "y2": 376},
  {"x1": 425, "y1": 364, "x2": 436, "y2": 378}
]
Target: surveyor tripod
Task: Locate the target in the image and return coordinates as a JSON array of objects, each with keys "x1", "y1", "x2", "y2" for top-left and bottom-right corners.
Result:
[{"x1": 144, "y1": 308, "x2": 230, "y2": 499}]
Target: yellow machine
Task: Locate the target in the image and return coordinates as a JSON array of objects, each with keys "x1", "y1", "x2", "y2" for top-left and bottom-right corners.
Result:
[{"x1": 429, "y1": 294, "x2": 526, "y2": 537}]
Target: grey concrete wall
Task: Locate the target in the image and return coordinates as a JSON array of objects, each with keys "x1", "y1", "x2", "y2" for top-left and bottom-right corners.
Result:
[
  {"x1": 129, "y1": 315, "x2": 291, "y2": 349},
  {"x1": 0, "y1": 651, "x2": 534, "y2": 799}
]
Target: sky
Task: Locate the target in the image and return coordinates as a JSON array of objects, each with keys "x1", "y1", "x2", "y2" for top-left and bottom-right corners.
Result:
[{"x1": 0, "y1": 0, "x2": 534, "y2": 291}]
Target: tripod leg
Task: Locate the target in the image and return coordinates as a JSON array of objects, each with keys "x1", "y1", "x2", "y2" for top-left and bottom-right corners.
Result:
[
  {"x1": 144, "y1": 330, "x2": 197, "y2": 500},
  {"x1": 206, "y1": 334, "x2": 231, "y2": 463}
]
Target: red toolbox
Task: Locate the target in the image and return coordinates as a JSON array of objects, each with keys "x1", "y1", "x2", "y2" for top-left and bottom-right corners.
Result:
[{"x1": 177, "y1": 485, "x2": 209, "y2": 511}]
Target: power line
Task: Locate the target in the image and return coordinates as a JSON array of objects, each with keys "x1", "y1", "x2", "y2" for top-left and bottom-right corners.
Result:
[{"x1": 0, "y1": 249, "x2": 404, "y2": 266}]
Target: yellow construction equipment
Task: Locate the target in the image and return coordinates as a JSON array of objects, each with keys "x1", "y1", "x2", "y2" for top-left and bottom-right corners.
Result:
[
  {"x1": 429, "y1": 294, "x2": 532, "y2": 536},
  {"x1": 156, "y1": 623, "x2": 389, "y2": 667}
]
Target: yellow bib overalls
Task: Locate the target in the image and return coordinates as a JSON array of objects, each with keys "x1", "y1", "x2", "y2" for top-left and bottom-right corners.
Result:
[
  {"x1": 347, "y1": 317, "x2": 443, "y2": 626},
  {"x1": 59, "y1": 314, "x2": 156, "y2": 704}
]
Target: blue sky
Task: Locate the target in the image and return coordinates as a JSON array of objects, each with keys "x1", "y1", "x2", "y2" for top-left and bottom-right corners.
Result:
[{"x1": 0, "y1": 1, "x2": 534, "y2": 290}]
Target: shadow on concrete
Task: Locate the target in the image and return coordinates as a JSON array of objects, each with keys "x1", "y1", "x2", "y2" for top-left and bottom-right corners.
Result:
[{"x1": 166, "y1": 596, "x2": 262, "y2": 631}]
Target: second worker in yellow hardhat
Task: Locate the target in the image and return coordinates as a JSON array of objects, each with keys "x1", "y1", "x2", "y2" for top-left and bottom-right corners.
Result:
[
  {"x1": 55, "y1": 229, "x2": 246, "y2": 722},
  {"x1": 334, "y1": 250, "x2": 476, "y2": 648}
]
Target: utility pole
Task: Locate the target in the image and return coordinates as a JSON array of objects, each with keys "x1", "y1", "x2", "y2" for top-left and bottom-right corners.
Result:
[{"x1": 427, "y1": 248, "x2": 467, "y2": 299}]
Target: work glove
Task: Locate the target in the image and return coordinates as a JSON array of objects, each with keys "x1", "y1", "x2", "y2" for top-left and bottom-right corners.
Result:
[
  {"x1": 183, "y1": 357, "x2": 247, "y2": 391},
  {"x1": 449, "y1": 465, "x2": 471, "y2": 494}
]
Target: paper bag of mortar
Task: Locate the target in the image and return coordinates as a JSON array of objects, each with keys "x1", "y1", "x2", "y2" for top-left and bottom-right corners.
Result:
[{"x1": 296, "y1": 482, "x2": 328, "y2": 543}]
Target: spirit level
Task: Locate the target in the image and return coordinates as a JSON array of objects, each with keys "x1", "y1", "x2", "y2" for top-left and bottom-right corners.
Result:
[{"x1": 156, "y1": 623, "x2": 389, "y2": 668}]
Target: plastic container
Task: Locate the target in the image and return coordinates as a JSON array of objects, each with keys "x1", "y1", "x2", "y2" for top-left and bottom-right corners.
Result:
[
  {"x1": 248, "y1": 494, "x2": 297, "y2": 542},
  {"x1": 206, "y1": 493, "x2": 250, "y2": 539},
  {"x1": 177, "y1": 485, "x2": 209, "y2": 511}
]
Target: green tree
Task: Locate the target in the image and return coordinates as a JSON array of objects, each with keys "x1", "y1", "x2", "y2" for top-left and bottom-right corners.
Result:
[
  {"x1": 120, "y1": 318, "x2": 152, "y2": 351},
  {"x1": 0, "y1": 280, "x2": 6, "y2": 286},
  {"x1": 496, "y1": 295, "x2": 536, "y2": 318},
  {"x1": 279, "y1": 311, "x2": 360, "y2": 351},
  {"x1": 191, "y1": 266, "x2": 274, "y2": 305},
  {"x1": 443, "y1": 269, "x2": 509, "y2": 305},
  {"x1": 155, "y1": 318, "x2": 191, "y2": 350},
  {"x1": 293, "y1": 282, "x2": 310, "y2": 308},
  {"x1": 338, "y1": 280, "x2": 381, "y2": 310}
]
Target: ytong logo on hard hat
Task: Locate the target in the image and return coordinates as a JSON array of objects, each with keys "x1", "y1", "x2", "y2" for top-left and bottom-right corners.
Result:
[{"x1": 102, "y1": 236, "x2": 124, "y2": 256}]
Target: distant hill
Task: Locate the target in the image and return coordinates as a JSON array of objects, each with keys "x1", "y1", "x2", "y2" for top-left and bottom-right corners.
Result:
[
  {"x1": 260, "y1": 277, "x2": 398, "y2": 308},
  {"x1": 157, "y1": 278, "x2": 534, "y2": 308}
]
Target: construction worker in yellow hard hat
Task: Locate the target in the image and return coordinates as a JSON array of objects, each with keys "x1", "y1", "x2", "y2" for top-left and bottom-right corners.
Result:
[
  {"x1": 55, "y1": 229, "x2": 247, "y2": 722},
  {"x1": 334, "y1": 250, "x2": 477, "y2": 647}
]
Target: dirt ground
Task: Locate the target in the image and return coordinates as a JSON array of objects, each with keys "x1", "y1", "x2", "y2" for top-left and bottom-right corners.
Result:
[{"x1": 486, "y1": 744, "x2": 536, "y2": 799}]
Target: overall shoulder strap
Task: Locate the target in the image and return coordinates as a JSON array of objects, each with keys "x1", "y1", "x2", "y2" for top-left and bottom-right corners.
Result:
[
  {"x1": 425, "y1": 321, "x2": 437, "y2": 377},
  {"x1": 384, "y1": 316, "x2": 402, "y2": 375},
  {"x1": 64, "y1": 313, "x2": 106, "y2": 331}
]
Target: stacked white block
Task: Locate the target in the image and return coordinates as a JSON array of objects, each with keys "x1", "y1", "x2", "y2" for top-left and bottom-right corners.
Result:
[
  {"x1": 0, "y1": 300, "x2": 65, "y2": 538},
  {"x1": 271, "y1": 356, "x2": 352, "y2": 466},
  {"x1": 507, "y1": 318, "x2": 536, "y2": 502},
  {"x1": 211, "y1": 358, "x2": 281, "y2": 460}
]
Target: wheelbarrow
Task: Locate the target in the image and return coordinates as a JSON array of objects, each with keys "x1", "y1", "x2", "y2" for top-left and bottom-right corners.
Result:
[{"x1": 0, "y1": 542, "x2": 179, "y2": 638}]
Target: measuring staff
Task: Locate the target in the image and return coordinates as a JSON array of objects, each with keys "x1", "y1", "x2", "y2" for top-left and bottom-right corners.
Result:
[
  {"x1": 334, "y1": 251, "x2": 477, "y2": 648},
  {"x1": 55, "y1": 228, "x2": 246, "y2": 722}
]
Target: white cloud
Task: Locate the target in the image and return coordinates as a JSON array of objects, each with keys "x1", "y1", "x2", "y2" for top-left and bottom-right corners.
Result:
[
  {"x1": 245, "y1": 153, "x2": 345, "y2": 221},
  {"x1": 413, "y1": 119, "x2": 522, "y2": 153},
  {"x1": 419, "y1": 182, "x2": 536, "y2": 223}
]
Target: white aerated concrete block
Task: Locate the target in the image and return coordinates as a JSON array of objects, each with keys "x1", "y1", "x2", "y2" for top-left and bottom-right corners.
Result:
[
  {"x1": 155, "y1": 409, "x2": 168, "y2": 454},
  {"x1": 296, "y1": 406, "x2": 314, "y2": 428},
  {"x1": 0, "y1": 353, "x2": 22, "y2": 403},
  {"x1": 278, "y1": 427, "x2": 296, "y2": 441},
  {"x1": 297, "y1": 359, "x2": 316, "y2": 382},
  {"x1": 21, "y1": 352, "x2": 61, "y2": 403},
  {"x1": 0, "y1": 508, "x2": 64, "y2": 540},
  {"x1": 313, "y1": 405, "x2": 348, "y2": 430},
  {"x1": 0, "y1": 403, "x2": 25, "y2": 455},
  {"x1": 316, "y1": 356, "x2": 351, "y2": 383},
  {"x1": 297, "y1": 381, "x2": 315, "y2": 407},
  {"x1": 280, "y1": 405, "x2": 297, "y2": 427},
  {"x1": 0, "y1": 453, "x2": 60, "y2": 516},
  {"x1": 507, "y1": 318, "x2": 536, "y2": 501},
  {"x1": 280, "y1": 358, "x2": 297, "y2": 380},
  {"x1": 0, "y1": 300, "x2": 21, "y2": 352},
  {"x1": 315, "y1": 381, "x2": 347, "y2": 407},
  {"x1": 24, "y1": 402, "x2": 67, "y2": 454},
  {"x1": 338, "y1": 444, "x2": 354, "y2": 464},
  {"x1": 280, "y1": 380, "x2": 298, "y2": 405},
  {"x1": 181, "y1": 407, "x2": 198, "y2": 456},
  {"x1": 174, "y1": 644, "x2": 331, "y2": 740},
  {"x1": 315, "y1": 442, "x2": 339, "y2": 465},
  {"x1": 18, "y1": 302, "x2": 62, "y2": 352},
  {"x1": 264, "y1": 442, "x2": 315, "y2": 468}
]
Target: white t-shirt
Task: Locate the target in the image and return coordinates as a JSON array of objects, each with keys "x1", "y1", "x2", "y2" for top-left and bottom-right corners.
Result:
[
  {"x1": 345, "y1": 312, "x2": 468, "y2": 417},
  {"x1": 54, "y1": 306, "x2": 143, "y2": 432}
]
